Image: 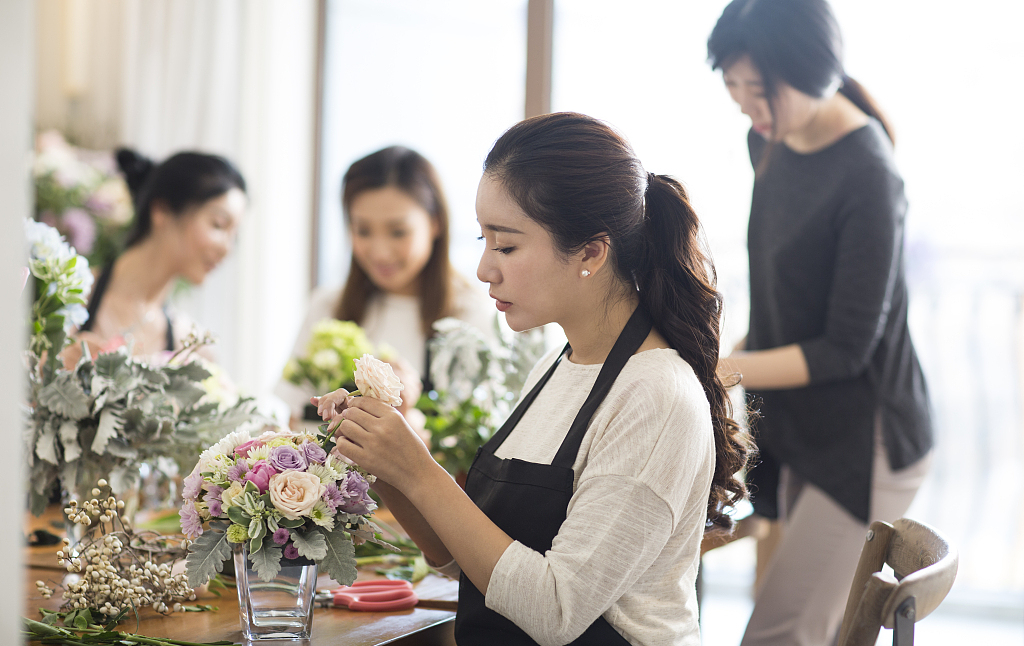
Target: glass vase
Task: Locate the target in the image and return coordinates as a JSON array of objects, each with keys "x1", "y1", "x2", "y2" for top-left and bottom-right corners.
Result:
[{"x1": 234, "y1": 544, "x2": 317, "y2": 641}]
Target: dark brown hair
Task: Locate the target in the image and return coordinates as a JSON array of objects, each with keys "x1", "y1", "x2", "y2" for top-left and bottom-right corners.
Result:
[
  {"x1": 335, "y1": 146, "x2": 457, "y2": 335},
  {"x1": 116, "y1": 148, "x2": 246, "y2": 248},
  {"x1": 707, "y1": 0, "x2": 895, "y2": 146},
  {"x1": 484, "y1": 112, "x2": 751, "y2": 532}
]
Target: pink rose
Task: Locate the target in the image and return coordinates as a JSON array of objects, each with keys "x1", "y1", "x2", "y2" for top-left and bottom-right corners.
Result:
[
  {"x1": 244, "y1": 460, "x2": 278, "y2": 494},
  {"x1": 234, "y1": 439, "x2": 265, "y2": 458}
]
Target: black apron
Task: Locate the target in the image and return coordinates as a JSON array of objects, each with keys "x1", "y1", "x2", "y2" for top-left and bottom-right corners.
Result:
[{"x1": 456, "y1": 306, "x2": 652, "y2": 645}]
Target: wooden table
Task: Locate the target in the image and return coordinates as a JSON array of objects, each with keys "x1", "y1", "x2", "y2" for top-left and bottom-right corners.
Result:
[{"x1": 25, "y1": 510, "x2": 458, "y2": 645}]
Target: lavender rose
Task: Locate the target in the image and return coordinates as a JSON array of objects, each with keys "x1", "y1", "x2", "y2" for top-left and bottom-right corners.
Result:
[
  {"x1": 269, "y1": 445, "x2": 308, "y2": 472},
  {"x1": 244, "y1": 460, "x2": 278, "y2": 494},
  {"x1": 302, "y1": 441, "x2": 327, "y2": 465},
  {"x1": 338, "y1": 471, "x2": 377, "y2": 515}
]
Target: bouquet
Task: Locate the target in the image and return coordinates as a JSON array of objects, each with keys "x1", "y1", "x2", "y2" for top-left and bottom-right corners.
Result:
[
  {"x1": 182, "y1": 354, "x2": 404, "y2": 587},
  {"x1": 282, "y1": 319, "x2": 375, "y2": 395},
  {"x1": 23, "y1": 220, "x2": 263, "y2": 516},
  {"x1": 417, "y1": 318, "x2": 545, "y2": 477},
  {"x1": 33, "y1": 130, "x2": 133, "y2": 270}
]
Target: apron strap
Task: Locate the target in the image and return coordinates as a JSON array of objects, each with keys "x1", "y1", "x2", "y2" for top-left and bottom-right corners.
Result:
[{"x1": 551, "y1": 306, "x2": 653, "y2": 469}]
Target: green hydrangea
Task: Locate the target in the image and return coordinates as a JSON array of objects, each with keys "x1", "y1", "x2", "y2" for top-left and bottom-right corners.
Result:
[{"x1": 284, "y1": 319, "x2": 374, "y2": 393}]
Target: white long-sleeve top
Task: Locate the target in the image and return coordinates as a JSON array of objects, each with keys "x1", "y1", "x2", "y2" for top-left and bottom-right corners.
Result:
[{"x1": 438, "y1": 346, "x2": 715, "y2": 645}]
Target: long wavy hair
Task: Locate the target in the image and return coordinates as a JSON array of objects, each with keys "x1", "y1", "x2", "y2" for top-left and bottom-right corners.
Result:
[
  {"x1": 483, "y1": 112, "x2": 752, "y2": 532},
  {"x1": 335, "y1": 146, "x2": 458, "y2": 335},
  {"x1": 707, "y1": 0, "x2": 895, "y2": 146}
]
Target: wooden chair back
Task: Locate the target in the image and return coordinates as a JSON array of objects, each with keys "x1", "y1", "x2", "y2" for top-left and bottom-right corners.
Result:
[{"x1": 837, "y1": 518, "x2": 958, "y2": 646}]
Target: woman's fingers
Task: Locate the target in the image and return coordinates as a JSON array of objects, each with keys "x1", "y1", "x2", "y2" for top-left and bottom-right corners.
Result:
[{"x1": 345, "y1": 394, "x2": 393, "y2": 417}]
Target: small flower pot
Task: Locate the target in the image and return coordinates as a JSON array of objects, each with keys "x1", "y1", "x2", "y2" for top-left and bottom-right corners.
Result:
[{"x1": 234, "y1": 544, "x2": 317, "y2": 641}]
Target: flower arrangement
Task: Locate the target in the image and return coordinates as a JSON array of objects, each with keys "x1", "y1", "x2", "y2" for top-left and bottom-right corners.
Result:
[
  {"x1": 282, "y1": 319, "x2": 375, "y2": 395},
  {"x1": 417, "y1": 318, "x2": 546, "y2": 477},
  {"x1": 33, "y1": 130, "x2": 133, "y2": 270},
  {"x1": 23, "y1": 221, "x2": 263, "y2": 516},
  {"x1": 182, "y1": 355, "x2": 403, "y2": 588}
]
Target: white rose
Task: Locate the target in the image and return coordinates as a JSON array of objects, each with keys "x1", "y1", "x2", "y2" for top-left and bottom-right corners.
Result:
[
  {"x1": 353, "y1": 354, "x2": 404, "y2": 406},
  {"x1": 268, "y1": 471, "x2": 325, "y2": 520}
]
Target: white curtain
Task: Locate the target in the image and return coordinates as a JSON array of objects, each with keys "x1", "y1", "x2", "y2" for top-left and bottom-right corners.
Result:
[{"x1": 34, "y1": 0, "x2": 318, "y2": 404}]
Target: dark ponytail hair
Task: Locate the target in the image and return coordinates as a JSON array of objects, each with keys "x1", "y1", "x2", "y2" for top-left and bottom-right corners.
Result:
[
  {"x1": 707, "y1": 0, "x2": 895, "y2": 145},
  {"x1": 484, "y1": 112, "x2": 751, "y2": 532},
  {"x1": 115, "y1": 148, "x2": 247, "y2": 248},
  {"x1": 336, "y1": 145, "x2": 455, "y2": 336}
]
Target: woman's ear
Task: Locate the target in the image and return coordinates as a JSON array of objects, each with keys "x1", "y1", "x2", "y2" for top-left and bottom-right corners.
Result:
[
  {"x1": 150, "y1": 199, "x2": 175, "y2": 232},
  {"x1": 579, "y1": 235, "x2": 611, "y2": 276}
]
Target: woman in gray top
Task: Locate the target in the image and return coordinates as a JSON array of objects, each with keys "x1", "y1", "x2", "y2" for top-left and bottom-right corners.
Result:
[{"x1": 709, "y1": 0, "x2": 933, "y2": 643}]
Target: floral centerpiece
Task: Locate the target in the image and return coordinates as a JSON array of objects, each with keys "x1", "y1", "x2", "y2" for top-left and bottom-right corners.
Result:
[
  {"x1": 23, "y1": 220, "x2": 263, "y2": 517},
  {"x1": 181, "y1": 354, "x2": 404, "y2": 590},
  {"x1": 33, "y1": 130, "x2": 133, "y2": 270},
  {"x1": 417, "y1": 318, "x2": 545, "y2": 478}
]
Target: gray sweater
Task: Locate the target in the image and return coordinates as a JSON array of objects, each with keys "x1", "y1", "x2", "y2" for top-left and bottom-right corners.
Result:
[{"x1": 745, "y1": 120, "x2": 932, "y2": 523}]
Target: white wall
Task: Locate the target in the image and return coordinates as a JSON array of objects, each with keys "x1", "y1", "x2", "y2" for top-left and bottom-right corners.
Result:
[{"x1": 0, "y1": 0, "x2": 33, "y2": 640}]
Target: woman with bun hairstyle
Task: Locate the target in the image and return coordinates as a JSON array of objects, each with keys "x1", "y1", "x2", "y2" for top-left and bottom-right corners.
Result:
[
  {"x1": 312, "y1": 113, "x2": 751, "y2": 645},
  {"x1": 75, "y1": 149, "x2": 246, "y2": 357},
  {"x1": 275, "y1": 146, "x2": 494, "y2": 421},
  {"x1": 708, "y1": 0, "x2": 932, "y2": 643}
]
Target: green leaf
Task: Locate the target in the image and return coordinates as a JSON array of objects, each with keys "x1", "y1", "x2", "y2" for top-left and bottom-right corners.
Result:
[
  {"x1": 37, "y1": 371, "x2": 92, "y2": 420},
  {"x1": 290, "y1": 529, "x2": 328, "y2": 561},
  {"x1": 317, "y1": 526, "x2": 357, "y2": 586},
  {"x1": 227, "y1": 506, "x2": 250, "y2": 526},
  {"x1": 278, "y1": 516, "x2": 305, "y2": 529},
  {"x1": 243, "y1": 481, "x2": 258, "y2": 496},
  {"x1": 250, "y1": 544, "x2": 283, "y2": 582},
  {"x1": 248, "y1": 517, "x2": 266, "y2": 544},
  {"x1": 185, "y1": 528, "x2": 232, "y2": 588},
  {"x1": 166, "y1": 361, "x2": 213, "y2": 382},
  {"x1": 90, "y1": 408, "x2": 122, "y2": 454}
]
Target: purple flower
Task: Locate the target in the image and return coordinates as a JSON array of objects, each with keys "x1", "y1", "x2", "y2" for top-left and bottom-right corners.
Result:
[
  {"x1": 244, "y1": 460, "x2": 278, "y2": 494},
  {"x1": 283, "y1": 543, "x2": 300, "y2": 560},
  {"x1": 227, "y1": 460, "x2": 250, "y2": 483},
  {"x1": 203, "y1": 486, "x2": 224, "y2": 517},
  {"x1": 272, "y1": 528, "x2": 290, "y2": 545},
  {"x1": 180, "y1": 501, "x2": 203, "y2": 538},
  {"x1": 182, "y1": 468, "x2": 204, "y2": 501},
  {"x1": 338, "y1": 471, "x2": 377, "y2": 515},
  {"x1": 269, "y1": 445, "x2": 307, "y2": 472},
  {"x1": 234, "y1": 439, "x2": 265, "y2": 459},
  {"x1": 61, "y1": 208, "x2": 96, "y2": 254},
  {"x1": 322, "y1": 483, "x2": 343, "y2": 512},
  {"x1": 302, "y1": 441, "x2": 327, "y2": 465}
]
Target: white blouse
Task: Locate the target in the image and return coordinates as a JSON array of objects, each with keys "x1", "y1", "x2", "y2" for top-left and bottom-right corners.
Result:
[
  {"x1": 438, "y1": 346, "x2": 715, "y2": 646},
  {"x1": 274, "y1": 279, "x2": 496, "y2": 416}
]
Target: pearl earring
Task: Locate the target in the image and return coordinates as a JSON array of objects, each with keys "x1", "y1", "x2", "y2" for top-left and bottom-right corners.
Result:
[{"x1": 581, "y1": 270, "x2": 591, "y2": 277}]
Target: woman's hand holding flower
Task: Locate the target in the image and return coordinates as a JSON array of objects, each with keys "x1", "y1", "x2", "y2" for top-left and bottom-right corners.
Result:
[{"x1": 330, "y1": 395, "x2": 436, "y2": 493}]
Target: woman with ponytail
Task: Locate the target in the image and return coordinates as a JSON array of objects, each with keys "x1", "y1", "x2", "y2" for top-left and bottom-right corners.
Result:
[
  {"x1": 708, "y1": 0, "x2": 932, "y2": 643},
  {"x1": 74, "y1": 149, "x2": 246, "y2": 358},
  {"x1": 313, "y1": 112, "x2": 750, "y2": 645}
]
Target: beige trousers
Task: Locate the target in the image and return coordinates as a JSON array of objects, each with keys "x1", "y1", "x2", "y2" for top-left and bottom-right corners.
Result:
[{"x1": 740, "y1": 430, "x2": 931, "y2": 646}]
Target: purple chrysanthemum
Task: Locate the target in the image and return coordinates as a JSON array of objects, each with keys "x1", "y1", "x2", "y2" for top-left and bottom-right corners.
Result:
[
  {"x1": 269, "y1": 445, "x2": 307, "y2": 472},
  {"x1": 204, "y1": 485, "x2": 224, "y2": 518},
  {"x1": 180, "y1": 500, "x2": 203, "y2": 538},
  {"x1": 283, "y1": 543, "x2": 300, "y2": 560},
  {"x1": 322, "y1": 483, "x2": 343, "y2": 512},
  {"x1": 272, "y1": 528, "x2": 290, "y2": 545},
  {"x1": 182, "y1": 469, "x2": 204, "y2": 501},
  {"x1": 227, "y1": 460, "x2": 250, "y2": 482}
]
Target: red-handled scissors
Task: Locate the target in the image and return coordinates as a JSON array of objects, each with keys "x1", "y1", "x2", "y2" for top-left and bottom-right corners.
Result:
[{"x1": 315, "y1": 579, "x2": 418, "y2": 612}]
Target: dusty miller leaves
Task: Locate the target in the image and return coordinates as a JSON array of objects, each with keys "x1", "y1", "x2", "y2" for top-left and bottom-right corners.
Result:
[
  {"x1": 317, "y1": 526, "x2": 357, "y2": 586},
  {"x1": 185, "y1": 528, "x2": 232, "y2": 588}
]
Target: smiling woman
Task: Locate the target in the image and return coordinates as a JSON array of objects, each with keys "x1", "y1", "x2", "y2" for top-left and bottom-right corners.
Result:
[{"x1": 73, "y1": 149, "x2": 247, "y2": 360}]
